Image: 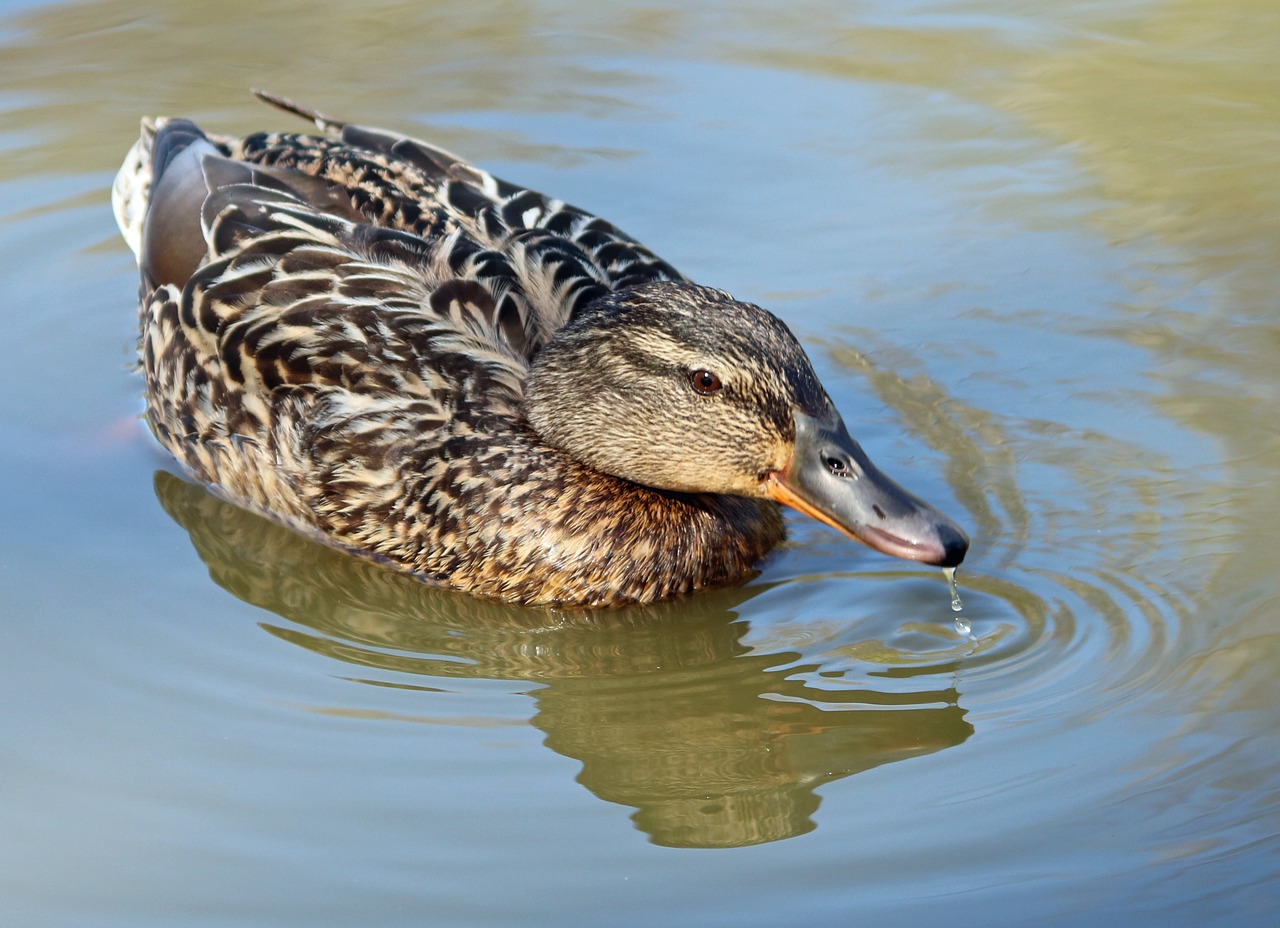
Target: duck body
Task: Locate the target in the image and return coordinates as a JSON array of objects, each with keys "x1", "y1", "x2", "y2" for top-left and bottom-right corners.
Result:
[{"x1": 115, "y1": 94, "x2": 965, "y2": 606}]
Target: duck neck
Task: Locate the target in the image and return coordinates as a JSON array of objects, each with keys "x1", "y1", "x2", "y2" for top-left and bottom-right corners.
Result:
[{"x1": 442, "y1": 439, "x2": 785, "y2": 606}]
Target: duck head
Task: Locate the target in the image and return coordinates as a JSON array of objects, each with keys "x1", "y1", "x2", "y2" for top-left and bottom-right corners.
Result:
[{"x1": 525, "y1": 281, "x2": 968, "y2": 568}]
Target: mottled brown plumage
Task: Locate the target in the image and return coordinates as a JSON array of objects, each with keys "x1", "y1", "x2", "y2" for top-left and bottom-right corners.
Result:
[{"x1": 114, "y1": 93, "x2": 966, "y2": 606}]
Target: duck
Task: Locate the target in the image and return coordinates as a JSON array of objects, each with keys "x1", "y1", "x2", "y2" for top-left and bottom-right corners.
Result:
[{"x1": 112, "y1": 91, "x2": 967, "y2": 607}]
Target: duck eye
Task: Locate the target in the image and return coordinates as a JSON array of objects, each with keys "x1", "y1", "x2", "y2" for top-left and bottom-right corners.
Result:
[
  {"x1": 824, "y1": 454, "x2": 851, "y2": 477},
  {"x1": 689, "y1": 369, "x2": 722, "y2": 395}
]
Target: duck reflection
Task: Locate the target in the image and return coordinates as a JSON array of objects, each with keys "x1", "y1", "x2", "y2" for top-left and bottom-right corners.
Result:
[{"x1": 155, "y1": 470, "x2": 972, "y2": 848}]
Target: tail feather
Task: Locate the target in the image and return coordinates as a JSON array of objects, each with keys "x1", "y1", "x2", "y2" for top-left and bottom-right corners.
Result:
[
  {"x1": 139, "y1": 120, "x2": 222, "y2": 288},
  {"x1": 112, "y1": 117, "x2": 158, "y2": 258}
]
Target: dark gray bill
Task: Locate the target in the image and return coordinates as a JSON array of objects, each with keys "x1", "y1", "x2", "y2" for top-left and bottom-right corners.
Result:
[{"x1": 764, "y1": 405, "x2": 969, "y2": 567}]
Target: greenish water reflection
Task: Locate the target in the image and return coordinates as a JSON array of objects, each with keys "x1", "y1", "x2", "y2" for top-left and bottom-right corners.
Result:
[
  {"x1": 156, "y1": 471, "x2": 971, "y2": 848},
  {"x1": 2, "y1": 0, "x2": 1278, "y2": 921}
]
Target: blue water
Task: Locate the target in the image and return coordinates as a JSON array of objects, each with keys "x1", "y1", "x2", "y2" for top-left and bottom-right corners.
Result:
[{"x1": 1, "y1": 1, "x2": 1277, "y2": 926}]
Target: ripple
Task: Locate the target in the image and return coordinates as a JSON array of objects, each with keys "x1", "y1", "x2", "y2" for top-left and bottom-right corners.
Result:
[
  {"x1": 735, "y1": 541, "x2": 1192, "y2": 738},
  {"x1": 149, "y1": 371, "x2": 1198, "y2": 852}
]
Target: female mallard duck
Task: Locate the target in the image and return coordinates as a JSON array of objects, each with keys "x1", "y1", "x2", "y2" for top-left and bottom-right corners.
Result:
[{"x1": 113, "y1": 91, "x2": 967, "y2": 607}]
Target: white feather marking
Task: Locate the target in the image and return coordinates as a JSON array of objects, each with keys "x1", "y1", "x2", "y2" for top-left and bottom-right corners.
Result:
[{"x1": 112, "y1": 134, "x2": 153, "y2": 258}]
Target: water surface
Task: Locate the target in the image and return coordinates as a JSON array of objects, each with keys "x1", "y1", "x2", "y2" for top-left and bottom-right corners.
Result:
[{"x1": 1, "y1": 1, "x2": 1277, "y2": 925}]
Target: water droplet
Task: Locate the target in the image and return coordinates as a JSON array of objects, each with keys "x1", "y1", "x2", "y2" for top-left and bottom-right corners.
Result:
[
  {"x1": 953, "y1": 615, "x2": 971, "y2": 636},
  {"x1": 943, "y1": 566, "x2": 963, "y2": 612}
]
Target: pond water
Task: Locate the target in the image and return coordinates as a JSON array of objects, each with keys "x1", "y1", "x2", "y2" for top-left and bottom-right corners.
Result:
[{"x1": 1, "y1": 0, "x2": 1277, "y2": 925}]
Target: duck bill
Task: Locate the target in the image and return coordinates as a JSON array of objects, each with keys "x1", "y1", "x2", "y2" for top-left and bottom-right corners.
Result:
[{"x1": 764, "y1": 406, "x2": 969, "y2": 568}]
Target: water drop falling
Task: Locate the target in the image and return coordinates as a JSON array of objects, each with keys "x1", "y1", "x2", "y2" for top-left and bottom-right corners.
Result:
[
  {"x1": 943, "y1": 566, "x2": 972, "y2": 637},
  {"x1": 943, "y1": 566, "x2": 963, "y2": 612}
]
